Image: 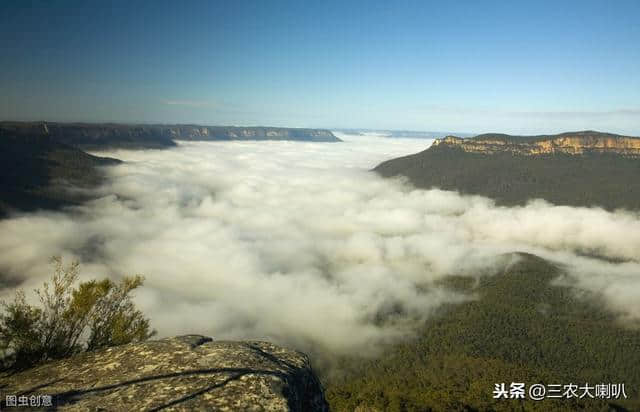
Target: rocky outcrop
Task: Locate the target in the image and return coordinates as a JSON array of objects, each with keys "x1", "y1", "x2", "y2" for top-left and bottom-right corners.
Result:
[
  {"x1": 432, "y1": 131, "x2": 640, "y2": 157},
  {"x1": 0, "y1": 335, "x2": 328, "y2": 411},
  {"x1": 374, "y1": 130, "x2": 640, "y2": 210},
  {"x1": 0, "y1": 122, "x2": 341, "y2": 150}
]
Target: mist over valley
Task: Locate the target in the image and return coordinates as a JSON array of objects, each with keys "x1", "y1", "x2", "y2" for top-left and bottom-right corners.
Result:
[
  {"x1": 2, "y1": 2, "x2": 640, "y2": 408},
  {"x1": 2, "y1": 133, "x2": 639, "y2": 355}
]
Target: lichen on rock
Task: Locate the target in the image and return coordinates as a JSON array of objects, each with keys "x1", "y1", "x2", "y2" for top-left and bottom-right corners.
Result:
[{"x1": 0, "y1": 335, "x2": 328, "y2": 411}]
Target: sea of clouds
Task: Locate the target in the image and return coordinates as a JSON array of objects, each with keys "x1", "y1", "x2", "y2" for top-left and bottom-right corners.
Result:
[{"x1": 0, "y1": 133, "x2": 639, "y2": 356}]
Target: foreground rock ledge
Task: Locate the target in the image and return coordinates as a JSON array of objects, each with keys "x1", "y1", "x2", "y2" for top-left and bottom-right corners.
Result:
[{"x1": 0, "y1": 335, "x2": 328, "y2": 411}]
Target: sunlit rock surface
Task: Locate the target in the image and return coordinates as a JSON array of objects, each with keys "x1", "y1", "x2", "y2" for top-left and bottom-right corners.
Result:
[
  {"x1": 432, "y1": 131, "x2": 640, "y2": 157},
  {"x1": 0, "y1": 335, "x2": 328, "y2": 411},
  {"x1": 375, "y1": 131, "x2": 640, "y2": 210}
]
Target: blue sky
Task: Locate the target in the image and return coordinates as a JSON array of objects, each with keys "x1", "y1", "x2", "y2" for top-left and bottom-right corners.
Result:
[{"x1": 1, "y1": 0, "x2": 639, "y2": 134}]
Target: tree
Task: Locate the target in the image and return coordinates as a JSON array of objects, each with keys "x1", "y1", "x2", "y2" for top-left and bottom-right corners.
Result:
[{"x1": 0, "y1": 257, "x2": 156, "y2": 370}]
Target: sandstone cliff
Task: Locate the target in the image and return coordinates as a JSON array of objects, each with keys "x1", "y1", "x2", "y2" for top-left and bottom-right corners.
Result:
[
  {"x1": 0, "y1": 122, "x2": 341, "y2": 150},
  {"x1": 0, "y1": 335, "x2": 328, "y2": 411},
  {"x1": 166, "y1": 125, "x2": 340, "y2": 142},
  {"x1": 432, "y1": 131, "x2": 640, "y2": 157},
  {"x1": 374, "y1": 130, "x2": 640, "y2": 210}
]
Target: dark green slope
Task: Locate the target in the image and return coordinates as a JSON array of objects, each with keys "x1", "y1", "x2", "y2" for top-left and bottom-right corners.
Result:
[
  {"x1": 374, "y1": 144, "x2": 640, "y2": 210},
  {"x1": 325, "y1": 253, "x2": 640, "y2": 411},
  {"x1": 0, "y1": 122, "x2": 177, "y2": 150},
  {"x1": 0, "y1": 133, "x2": 120, "y2": 217}
]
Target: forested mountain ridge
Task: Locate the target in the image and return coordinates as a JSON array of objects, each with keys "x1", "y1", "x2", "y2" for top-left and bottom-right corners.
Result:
[
  {"x1": 0, "y1": 132, "x2": 120, "y2": 217},
  {"x1": 325, "y1": 253, "x2": 640, "y2": 411},
  {"x1": 0, "y1": 121, "x2": 341, "y2": 150},
  {"x1": 374, "y1": 131, "x2": 640, "y2": 210},
  {"x1": 0, "y1": 121, "x2": 340, "y2": 215}
]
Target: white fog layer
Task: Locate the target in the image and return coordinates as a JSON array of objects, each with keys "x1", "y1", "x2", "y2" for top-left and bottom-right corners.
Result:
[{"x1": 1, "y1": 133, "x2": 639, "y2": 355}]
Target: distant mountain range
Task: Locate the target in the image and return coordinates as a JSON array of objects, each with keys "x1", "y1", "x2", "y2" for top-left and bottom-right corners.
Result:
[
  {"x1": 335, "y1": 129, "x2": 474, "y2": 138},
  {"x1": 375, "y1": 131, "x2": 640, "y2": 210},
  {"x1": 0, "y1": 122, "x2": 340, "y2": 216},
  {"x1": 0, "y1": 122, "x2": 341, "y2": 150}
]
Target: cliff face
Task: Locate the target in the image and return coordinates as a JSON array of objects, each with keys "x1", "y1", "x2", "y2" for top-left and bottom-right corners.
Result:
[
  {"x1": 374, "y1": 130, "x2": 640, "y2": 210},
  {"x1": 0, "y1": 122, "x2": 341, "y2": 150},
  {"x1": 0, "y1": 335, "x2": 328, "y2": 411},
  {"x1": 166, "y1": 125, "x2": 340, "y2": 142},
  {"x1": 433, "y1": 131, "x2": 640, "y2": 157}
]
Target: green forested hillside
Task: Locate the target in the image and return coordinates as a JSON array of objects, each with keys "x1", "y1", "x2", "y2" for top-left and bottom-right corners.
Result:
[
  {"x1": 325, "y1": 254, "x2": 640, "y2": 411},
  {"x1": 374, "y1": 145, "x2": 640, "y2": 211}
]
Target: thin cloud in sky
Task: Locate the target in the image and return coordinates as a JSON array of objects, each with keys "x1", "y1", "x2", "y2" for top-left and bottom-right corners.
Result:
[
  {"x1": 162, "y1": 100, "x2": 217, "y2": 108},
  {"x1": 509, "y1": 109, "x2": 640, "y2": 118},
  {"x1": 416, "y1": 105, "x2": 640, "y2": 118}
]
